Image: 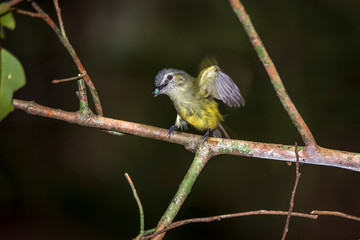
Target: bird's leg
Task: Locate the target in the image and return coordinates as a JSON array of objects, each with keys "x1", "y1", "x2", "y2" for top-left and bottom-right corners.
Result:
[
  {"x1": 202, "y1": 128, "x2": 210, "y2": 141},
  {"x1": 168, "y1": 125, "x2": 178, "y2": 138}
]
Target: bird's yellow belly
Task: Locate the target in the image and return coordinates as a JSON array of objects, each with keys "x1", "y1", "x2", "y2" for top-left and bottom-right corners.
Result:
[{"x1": 174, "y1": 98, "x2": 223, "y2": 132}]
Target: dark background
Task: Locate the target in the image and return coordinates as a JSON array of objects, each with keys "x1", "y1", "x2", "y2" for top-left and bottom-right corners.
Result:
[{"x1": 1, "y1": 0, "x2": 360, "y2": 239}]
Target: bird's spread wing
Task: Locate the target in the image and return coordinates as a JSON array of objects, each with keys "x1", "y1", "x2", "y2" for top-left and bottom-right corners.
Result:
[{"x1": 198, "y1": 66, "x2": 245, "y2": 107}]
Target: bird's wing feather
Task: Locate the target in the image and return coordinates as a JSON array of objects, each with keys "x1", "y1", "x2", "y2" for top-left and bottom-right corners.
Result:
[{"x1": 198, "y1": 66, "x2": 245, "y2": 107}]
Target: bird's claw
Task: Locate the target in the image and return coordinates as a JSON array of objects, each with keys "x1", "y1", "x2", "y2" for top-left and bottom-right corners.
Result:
[
  {"x1": 201, "y1": 128, "x2": 210, "y2": 142},
  {"x1": 168, "y1": 125, "x2": 178, "y2": 138}
]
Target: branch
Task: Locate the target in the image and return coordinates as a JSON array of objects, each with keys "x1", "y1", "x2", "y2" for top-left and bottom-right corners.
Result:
[
  {"x1": 11, "y1": 8, "x2": 42, "y2": 18},
  {"x1": 142, "y1": 207, "x2": 360, "y2": 239},
  {"x1": 229, "y1": 0, "x2": 316, "y2": 152},
  {"x1": 143, "y1": 210, "x2": 318, "y2": 240},
  {"x1": 311, "y1": 210, "x2": 360, "y2": 222},
  {"x1": 12, "y1": 99, "x2": 360, "y2": 172},
  {"x1": 23, "y1": 0, "x2": 103, "y2": 116},
  {"x1": 52, "y1": 74, "x2": 86, "y2": 84},
  {"x1": 125, "y1": 173, "x2": 145, "y2": 237},
  {"x1": 0, "y1": 0, "x2": 23, "y2": 12},
  {"x1": 281, "y1": 143, "x2": 301, "y2": 240},
  {"x1": 53, "y1": 0, "x2": 66, "y2": 37},
  {"x1": 151, "y1": 144, "x2": 213, "y2": 240}
]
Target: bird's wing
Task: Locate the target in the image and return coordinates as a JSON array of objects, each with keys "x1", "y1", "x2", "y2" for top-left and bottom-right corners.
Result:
[{"x1": 198, "y1": 66, "x2": 245, "y2": 107}]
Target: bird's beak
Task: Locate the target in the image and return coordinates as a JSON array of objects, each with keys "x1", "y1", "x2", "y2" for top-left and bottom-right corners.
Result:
[{"x1": 152, "y1": 83, "x2": 168, "y2": 97}]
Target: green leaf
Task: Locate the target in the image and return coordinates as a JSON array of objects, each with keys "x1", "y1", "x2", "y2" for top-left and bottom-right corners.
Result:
[
  {"x1": 0, "y1": 3, "x2": 16, "y2": 39},
  {"x1": 0, "y1": 48, "x2": 26, "y2": 121}
]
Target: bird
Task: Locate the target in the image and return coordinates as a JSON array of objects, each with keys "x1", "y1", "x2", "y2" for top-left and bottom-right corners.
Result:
[{"x1": 153, "y1": 65, "x2": 245, "y2": 140}]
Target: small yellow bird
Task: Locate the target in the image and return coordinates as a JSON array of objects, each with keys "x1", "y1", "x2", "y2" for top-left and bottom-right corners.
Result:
[{"x1": 153, "y1": 65, "x2": 245, "y2": 140}]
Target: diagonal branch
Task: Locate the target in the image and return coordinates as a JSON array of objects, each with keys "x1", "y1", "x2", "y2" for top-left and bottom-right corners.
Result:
[
  {"x1": 151, "y1": 144, "x2": 214, "y2": 240},
  {"x1": 229, "y1": 0, "x2": 316, "y2": 152},
  {"x1": 0, "y1": 0, "x2": 23, "y2": 12},
  {"x1": 53, "y1": 0, "x2": 66, "y2": 37},
  {"x1": 23, "y1": 0, "x2": 103, "y2": 115}
]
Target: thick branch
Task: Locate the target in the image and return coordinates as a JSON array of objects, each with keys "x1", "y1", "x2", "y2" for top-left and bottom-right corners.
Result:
[
  {"x1": 229, "y1": 0, "x2": 316, "y2": 151},
  {"x1": 152, "y1": 145, "x2": 213, "y2": 240},
  {"x1": 12, "y1": 99, "x2": 360, "y2": 172}
]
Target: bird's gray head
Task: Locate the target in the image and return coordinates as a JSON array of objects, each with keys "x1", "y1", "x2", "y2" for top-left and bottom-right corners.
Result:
[{"x1": 152, "y1": 68, "x2": 190, "y2": 97}]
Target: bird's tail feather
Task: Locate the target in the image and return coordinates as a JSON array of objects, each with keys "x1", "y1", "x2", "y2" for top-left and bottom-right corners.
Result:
[{"x1": 211, "y1": 123, "x2": 230, "y2": 139}]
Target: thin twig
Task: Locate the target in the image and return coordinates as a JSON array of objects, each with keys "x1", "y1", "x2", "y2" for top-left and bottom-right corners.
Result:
[
  {"x1": 52, "y1": 0, "x2": 66, "y2": 37},
  {"x1": 52, "y1": 74, "x2": 85, "y2": 84},
  {"x1": 25, "y1": 0, "x2": 103, "y2": 116},
  {"x1": 281, "y1": 142, "x2": 301, "y2": 240},
  {"x1": 125, "y1": 173, "x2": 145, "y2": 237},
  {"x1": 142, "y1": 210, "x2": 318, "y2": 240},
  {"x1": 0, "y1": 0, "x2": 23, "y2": 12},
  {"x1": 11, "y1": 99, "x2": 360, "y2": 172},
  {"x1": 229, "y1": 0, "x2": 316, "y2": 151},
  {"x1": 25, "y1": 0, "x2": 60, "y2": 33},
  {"x1": 23, "y1": 0, "x2": 89, "y2": 109},
  {"x1": 311, "y1": 210, "x2": 360, "y2": 222},
  {"x1": 11, "y1": 8, "x2": 42, "y2": 18}
]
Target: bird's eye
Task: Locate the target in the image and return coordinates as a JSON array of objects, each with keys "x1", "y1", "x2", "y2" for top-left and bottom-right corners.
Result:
[{"x1": 167, "y1": 74, "x2": 173, "y2": 80}]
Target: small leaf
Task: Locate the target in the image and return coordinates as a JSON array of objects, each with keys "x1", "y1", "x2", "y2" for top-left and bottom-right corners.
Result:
[
  {"x1": 0, "y1": 48, "x2": 26, "y2": 121},
  {"x1": 0, "y1": 3, "x2": 16, "y2": 38}
]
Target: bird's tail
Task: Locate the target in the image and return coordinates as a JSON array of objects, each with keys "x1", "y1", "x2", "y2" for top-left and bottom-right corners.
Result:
[{"x1": 211, "y1": 123, "x2": 230, "y2": 139}]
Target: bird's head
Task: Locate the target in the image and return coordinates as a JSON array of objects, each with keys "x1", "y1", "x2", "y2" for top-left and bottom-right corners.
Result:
[{"x1": 153, "y1": 68, "x2": 190, "y2": 97}]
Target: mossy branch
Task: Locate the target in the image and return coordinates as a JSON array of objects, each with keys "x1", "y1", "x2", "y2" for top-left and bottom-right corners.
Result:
[
  {"x1": 12, "y1": 99, "x2": 360, "y2": 172},
  {"x1": 229, "y1": 0, "x2": 316, "y2": 153},
  {"x1": 151, "y1": 145, "x2": 213, "y2": 240}
]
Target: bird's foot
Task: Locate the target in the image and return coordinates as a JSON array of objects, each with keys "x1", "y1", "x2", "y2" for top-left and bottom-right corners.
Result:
[
  {"x1": 168, "y1": 125, "x2": 178, "y2": 138},
  {"x1": 202, "y1": 128, "x2": 210, "y2": 142}
]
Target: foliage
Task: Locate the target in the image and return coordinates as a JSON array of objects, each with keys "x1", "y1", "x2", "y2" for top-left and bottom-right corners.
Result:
[
  {"x1": 0, "y1": 3, "x2": 16, "y2": 38},
  {"x1": 0, "y1": 48, "x2": 26, "y2": 121},
  {"x1": 0, "y1": 4, "x2": 25, "y2": 121}
]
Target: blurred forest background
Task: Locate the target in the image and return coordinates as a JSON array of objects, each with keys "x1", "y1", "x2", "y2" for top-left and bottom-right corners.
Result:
[{"x1": 1, "y1": 0, "x2": 360, "y2": 239}]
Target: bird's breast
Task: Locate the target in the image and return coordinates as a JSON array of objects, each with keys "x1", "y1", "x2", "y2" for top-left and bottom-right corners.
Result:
[{"x1": 172, "y1": 97, "x2": 223, "y2": 131}]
